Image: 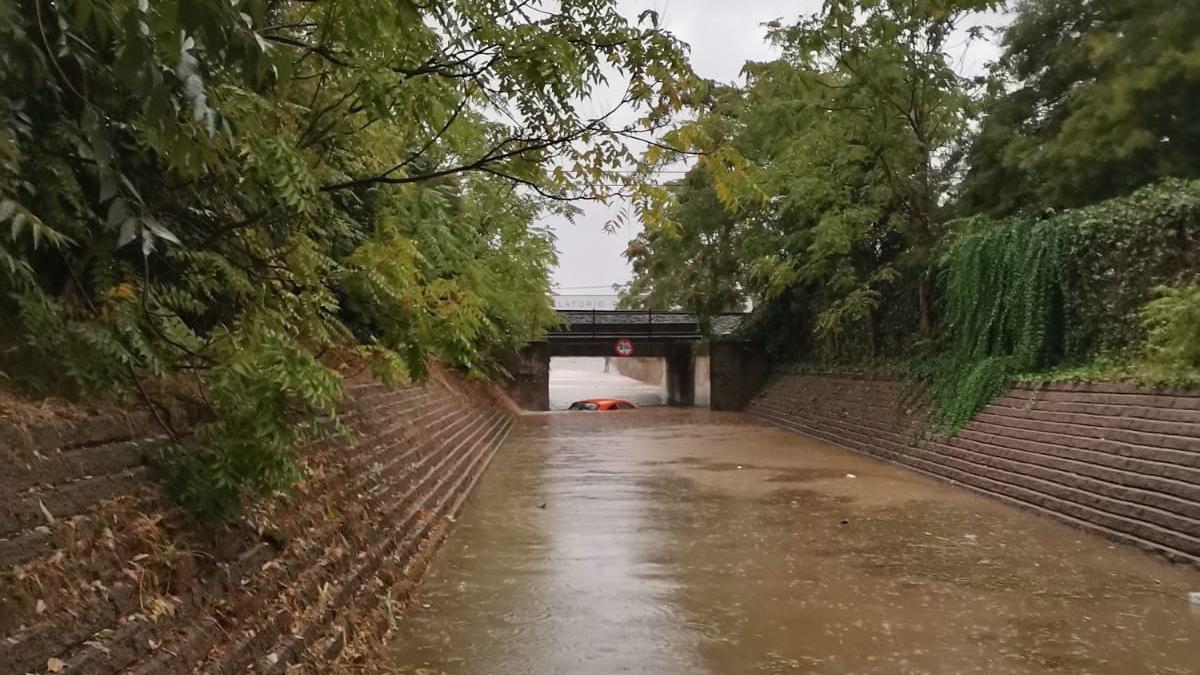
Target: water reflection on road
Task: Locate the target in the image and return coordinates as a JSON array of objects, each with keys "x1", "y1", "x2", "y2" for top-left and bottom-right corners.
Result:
[{"x1": 386, "y1": 409, "x2": 1199, "y2": 674}]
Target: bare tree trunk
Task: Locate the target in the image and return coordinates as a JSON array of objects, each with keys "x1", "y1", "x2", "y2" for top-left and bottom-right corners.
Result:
[
  {"x1": 865, "y1": 309, "x2": 877, "y2": 358},
  {"x1": 918, "y1": 275, "x2": 933, "y2": 339}
]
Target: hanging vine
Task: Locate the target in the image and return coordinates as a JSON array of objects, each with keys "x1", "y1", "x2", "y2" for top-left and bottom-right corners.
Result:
[{"x1": 912, "y1": 179, "x2": 1200, "y2": 434}]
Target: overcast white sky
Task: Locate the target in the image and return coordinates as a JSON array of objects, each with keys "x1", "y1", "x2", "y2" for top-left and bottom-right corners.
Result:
[{"x1": 548, "y1": 0, "x2": 1006, "y2": 295}]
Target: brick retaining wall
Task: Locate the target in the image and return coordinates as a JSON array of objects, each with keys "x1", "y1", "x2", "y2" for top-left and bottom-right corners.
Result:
[
  {"x1": 0, "y1": 371, "x2": 513, "y2": 673},
  {"x1": 747, "y1": 375, "x2": 1200, "y2": 566}
]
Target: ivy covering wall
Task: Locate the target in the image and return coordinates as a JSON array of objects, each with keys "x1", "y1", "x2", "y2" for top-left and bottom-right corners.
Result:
[{"x1": 916, "y1": 180, "x2": 1200, "y2": 432}]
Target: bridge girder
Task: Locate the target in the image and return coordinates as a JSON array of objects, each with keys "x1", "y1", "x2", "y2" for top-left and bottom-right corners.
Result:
[
  {"x1": 548, "y1": 309, "x2": 745, "y2": 342},
  {"x1": 548, "y1": 339, "x2": 689, "y2": 358}
]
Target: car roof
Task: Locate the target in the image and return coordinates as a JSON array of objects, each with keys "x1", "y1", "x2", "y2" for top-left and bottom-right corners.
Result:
[{"x1": 577, "y1": 398, "x2": 634, "y2": 405}]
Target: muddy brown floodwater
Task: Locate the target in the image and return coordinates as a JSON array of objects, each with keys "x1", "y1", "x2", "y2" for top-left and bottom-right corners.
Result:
[{"x1": 386, "y1": 409, "x2": 1200, "y2": 674}]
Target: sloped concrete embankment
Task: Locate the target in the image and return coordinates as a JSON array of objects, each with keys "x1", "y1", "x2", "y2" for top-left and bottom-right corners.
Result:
[
  {"x1": 0, "y1": 371, "x2": 513, "y2": 674},
  {"x1": 748, "y1": 375, "x2": 1200, "y2": 566},
  {"x1": 612, "y1": 357, "x2": 665, "y2": 385}
]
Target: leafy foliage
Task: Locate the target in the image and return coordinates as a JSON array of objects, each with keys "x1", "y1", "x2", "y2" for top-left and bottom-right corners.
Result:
[
  {"x1": 620, "y1": 165, "x2": 748, "y2": 332},
  {"x1": 0, "y1": 0, "x2": 693, "y2": 518},
  {"x1": 912, "y1": 215, "x2": 1068, "y2": 432},
  {"x1": 1139, "y1": 285, "x2": 1200, "y2": 378},
  {"x1": 959, "y1": 0, "x2": 1200, "y2": 214},
  {"x1": 627, "y1": 0, "x2": 998, "y2": 354},
  {"x1": 916, "y1": 179, "x2": 1200, "y2": 433},
  {"x1": 622, "y1": 0, "x2": 1199, "y2": 433}
]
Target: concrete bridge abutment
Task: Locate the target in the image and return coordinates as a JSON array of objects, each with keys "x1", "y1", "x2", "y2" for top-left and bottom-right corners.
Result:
[
  {"x1": 664, "y1": 343, "x2": 696, "y2": 407},
  {"x1": 708, "y1": 340, "x2": 768, "y2": 411},
  {"x1": 507, "y1": 339, "x2": 765, "y2": 412},
  {"x1": 505, "y1": 341, "x2": 550, "y2": 411}
]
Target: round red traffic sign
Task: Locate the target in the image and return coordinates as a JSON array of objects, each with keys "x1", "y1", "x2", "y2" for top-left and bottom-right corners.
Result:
[{"x1": 614, "y1": 338, "x2": 634, "y2": 357}]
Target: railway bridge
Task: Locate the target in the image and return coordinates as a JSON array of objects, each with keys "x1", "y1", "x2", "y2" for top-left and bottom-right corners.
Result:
[{"x1": 507, "y1": 310, "x2": 766, "y2": 411}]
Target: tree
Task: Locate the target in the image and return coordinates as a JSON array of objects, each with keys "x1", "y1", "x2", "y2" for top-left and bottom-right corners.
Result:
[
  {"x1": 960, "y1": 0, "x2": 1200, "y2": 214},
  {"x1": 621, "y1": 167, "x2": 747, "y2": 332},
  {"x1": 0, "y1": 0, "x2": 694, "y2": 517},
  {"x1": 628, "y1": 0, "x2": 996, "y2": 356}
]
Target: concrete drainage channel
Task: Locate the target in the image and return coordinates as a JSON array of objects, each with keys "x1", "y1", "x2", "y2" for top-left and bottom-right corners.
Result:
[{"x1": 3, "y1": 372, "x2": 1197, "y2": 673}]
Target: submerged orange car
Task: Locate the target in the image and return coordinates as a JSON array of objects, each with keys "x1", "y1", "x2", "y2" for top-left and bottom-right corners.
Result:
[{"x1": 567, "y1": 398, "x2": 636, "y2": 411}]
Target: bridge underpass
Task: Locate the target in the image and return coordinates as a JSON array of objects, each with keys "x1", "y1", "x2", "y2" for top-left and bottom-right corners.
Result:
[
  {"x1": 548, "y1": 357, "x2": 670, "y2": 408},
  {"x1": 506, "y1": 310, "x2": 766, "y2": 411}
]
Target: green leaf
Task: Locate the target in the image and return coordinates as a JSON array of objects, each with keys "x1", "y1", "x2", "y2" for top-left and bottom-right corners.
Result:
[
  {"x1": 117, "y1": 217, "x2": 138, "y2": 247},
  {"x1": 143, "y1": 216, "x2": 181, "y2": 245},
  {"x1": 107, "y1": 198, "x2": 130, "y2": 228}
]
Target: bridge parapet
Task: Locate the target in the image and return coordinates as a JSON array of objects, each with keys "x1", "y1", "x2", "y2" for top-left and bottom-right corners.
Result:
[{"x1": 548, "y1": 310, "x2": 745, "y2": 342}]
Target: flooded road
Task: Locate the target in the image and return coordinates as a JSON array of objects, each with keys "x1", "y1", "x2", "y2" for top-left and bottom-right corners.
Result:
[
  {"x1": 548, "y1": 357, "x2": 666, "y2": 409},
  {"x1": 386, "y1": 409, "x2": 1200, "y2": 674}
]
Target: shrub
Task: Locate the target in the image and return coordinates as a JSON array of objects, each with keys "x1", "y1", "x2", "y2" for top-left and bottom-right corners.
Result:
[{"x1": 1139, "y1": 284, "x2": 1200, "y2": 378}]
